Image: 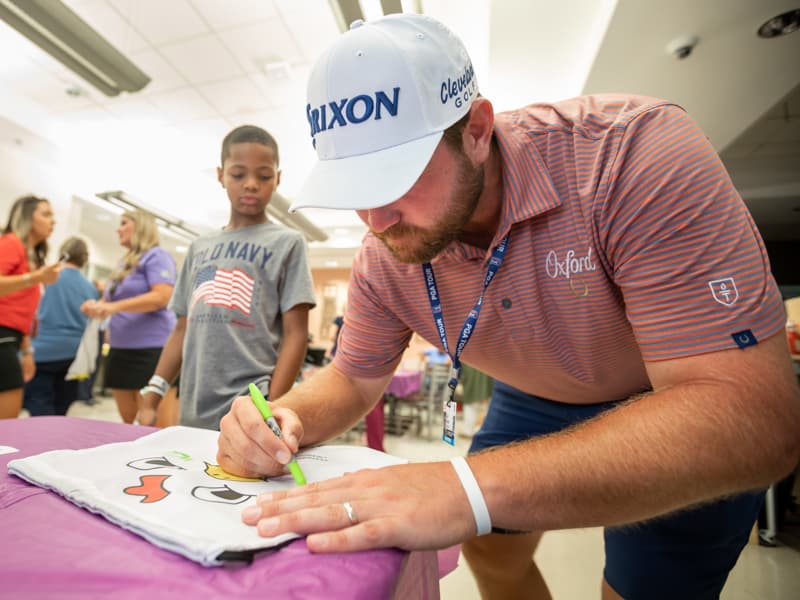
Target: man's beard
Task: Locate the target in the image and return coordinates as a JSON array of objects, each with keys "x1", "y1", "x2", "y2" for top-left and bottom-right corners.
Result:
[{"x1": 375, "y1": 155, "x2": 484, "y2": 264}]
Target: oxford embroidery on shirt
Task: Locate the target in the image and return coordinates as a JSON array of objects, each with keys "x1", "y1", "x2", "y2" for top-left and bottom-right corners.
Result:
[{"x1": 545, "y1": 247, "x2": 596, "y2": 297}]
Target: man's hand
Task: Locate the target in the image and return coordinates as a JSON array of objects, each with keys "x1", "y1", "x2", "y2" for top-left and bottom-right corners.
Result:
[
  {"x1": 217, "y1": 395, "x2": 305, "y2": 478},
  {"x1": 240, "y1": 461, "x2": 477, "y2": 553}
]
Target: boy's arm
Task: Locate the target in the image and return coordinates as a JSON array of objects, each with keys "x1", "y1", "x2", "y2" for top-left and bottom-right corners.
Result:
[
  {"x1": 268, "y1": 304, "x2": 311, "y2": 400},
  {"x1": 138, "y1": 316, "x2": 186, "y2": 426}
]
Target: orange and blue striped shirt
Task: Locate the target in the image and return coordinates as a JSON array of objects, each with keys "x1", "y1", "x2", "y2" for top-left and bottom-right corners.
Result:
[{"x1": 333, "y1": 94, "x2": 784, "y2": 404}]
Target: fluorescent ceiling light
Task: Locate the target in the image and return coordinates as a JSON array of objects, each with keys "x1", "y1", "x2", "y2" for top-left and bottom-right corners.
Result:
[
  {"x1": 268, "y1": 193, "x2": 329, "y2": 243},
  {"x1": 328, "y1": 0, "x2": 406, "y2": 32},
  {"x1": 95, "y1": 190, "x2": 199, "y2": 243},
  {"x1": 0, "y1": 0, "x2": 150, "y2": 97}
]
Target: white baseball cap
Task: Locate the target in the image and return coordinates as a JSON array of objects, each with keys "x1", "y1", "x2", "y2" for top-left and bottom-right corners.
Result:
[{"x1": 290, "y1": 13, "x2": 478, "y2": 212}]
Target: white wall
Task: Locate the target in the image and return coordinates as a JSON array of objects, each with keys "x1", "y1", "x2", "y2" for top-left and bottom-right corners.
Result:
[
  {"x1": 0, "y1": 139, "x2": 76, "y2": 260},
  {"x1": 0, "y1": 138, "x2": 182, "y2": 274}
]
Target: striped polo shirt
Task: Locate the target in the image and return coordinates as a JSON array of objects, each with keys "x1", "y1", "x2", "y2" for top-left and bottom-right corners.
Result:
[{"x1": 333, "y1": 94, "x2": 784, "y2": 404}]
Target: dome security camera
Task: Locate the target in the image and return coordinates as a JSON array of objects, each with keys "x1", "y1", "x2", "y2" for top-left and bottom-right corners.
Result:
[{"x1": 665, "y1": 35, "x2": 700, "y2": 60}]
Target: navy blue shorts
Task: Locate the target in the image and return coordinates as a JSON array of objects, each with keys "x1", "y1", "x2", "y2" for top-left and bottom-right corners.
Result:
[{"x1": 469, "y1": 381, "x2": 764, "y2": 600}]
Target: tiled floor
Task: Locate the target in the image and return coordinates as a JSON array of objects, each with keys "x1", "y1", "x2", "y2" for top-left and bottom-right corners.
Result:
[{"x1": 56, "y1": 397, "x2": 800, "y2": 599}]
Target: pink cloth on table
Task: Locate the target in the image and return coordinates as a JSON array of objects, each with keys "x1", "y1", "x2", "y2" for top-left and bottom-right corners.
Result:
[
  {"x1": 0, "y1": 417, "x2": 440, "y2": 599},
  {"x1": 385, "y1": 370, "x2": 422, "y2": 397},
  {"x1": 365, "y1": 396, "x2": 385, "y2": 452}
]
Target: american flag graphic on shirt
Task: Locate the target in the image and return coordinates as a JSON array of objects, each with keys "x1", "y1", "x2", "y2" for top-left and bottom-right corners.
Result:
[{"x1": 190, "y1": 266, "x2": 254, "y2": 315}]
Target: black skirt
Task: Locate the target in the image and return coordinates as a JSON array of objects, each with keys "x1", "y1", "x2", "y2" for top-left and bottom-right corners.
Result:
[{"x1": 104, "y1": 347, "x2": 162, "y2": 390}]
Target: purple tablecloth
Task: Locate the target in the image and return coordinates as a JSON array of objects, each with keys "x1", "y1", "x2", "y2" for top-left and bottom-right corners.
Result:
[
  {"x1": 0, "y1": 417, "x2": 439, "y2": 599},
  {"x1": 385, "y1": 370, "x2": 422, "y2": 398}
]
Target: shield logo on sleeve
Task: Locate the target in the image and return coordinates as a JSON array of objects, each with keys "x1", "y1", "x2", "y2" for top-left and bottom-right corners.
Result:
[{"x1": 708, "y1": 278, "x2": 739, "y2": 306}]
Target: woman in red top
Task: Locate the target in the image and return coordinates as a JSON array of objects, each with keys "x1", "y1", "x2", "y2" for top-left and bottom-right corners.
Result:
[{"x1": 0, "y1": 195, "x2": 61, "y2": 418}]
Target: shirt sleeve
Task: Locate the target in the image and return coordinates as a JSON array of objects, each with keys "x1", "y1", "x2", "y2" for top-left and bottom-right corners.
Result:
[
  {"x1": 168, "y1": 244, "x2": 194, "y2": 317},
  {"x1": 141, "y1": 247, "x2": 177, "y2": 288},
  {"x1": 331, "y1": 245, "x2": 414, "y2": 379},
  {"x1": 277, "y1": 233, "x2": 316, "y2": 313},
  {"x1": 0, "y1": 235, "x2": 25, "y2": 275},
  {"x1": 596, "y1": 103, "x2": 785, "y2": 360}
]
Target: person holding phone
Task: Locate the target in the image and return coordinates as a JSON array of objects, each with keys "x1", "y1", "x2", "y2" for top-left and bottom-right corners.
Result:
[{"x1": 0, "y1": 195, "x2": 61, "y2": 418}]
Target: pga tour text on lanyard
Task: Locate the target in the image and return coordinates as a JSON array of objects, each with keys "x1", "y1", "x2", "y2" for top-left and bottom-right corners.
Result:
[{"x1": 422, "y1": 234, "x2": 509, "y2": 445}]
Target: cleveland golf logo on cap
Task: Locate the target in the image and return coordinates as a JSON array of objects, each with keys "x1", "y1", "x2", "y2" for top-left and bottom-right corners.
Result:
[
  {"x1": 306, "y1": 87, "x2": 400, "y2": 139},
  {"x1": 440, "y1": 63, "x2": 476, "y2": 109}
]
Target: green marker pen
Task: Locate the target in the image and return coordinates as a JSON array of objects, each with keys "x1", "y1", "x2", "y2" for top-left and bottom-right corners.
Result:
[{"x1": 248, "y1": 383, "x2": 306, "y2": 486}]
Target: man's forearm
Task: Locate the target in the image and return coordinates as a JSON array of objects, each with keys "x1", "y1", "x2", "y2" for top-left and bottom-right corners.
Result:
[
  {"x1": 273, "y1": 364, "x2": 391, "y2": 446},
  {"x1": 472, "y1": 371, "x2": 800, "y2": 533}
]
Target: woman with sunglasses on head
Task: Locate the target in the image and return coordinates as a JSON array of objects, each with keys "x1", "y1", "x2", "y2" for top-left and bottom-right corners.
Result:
[{"x1": 0, "y1": 195, "x2": 61, "y2": 418}]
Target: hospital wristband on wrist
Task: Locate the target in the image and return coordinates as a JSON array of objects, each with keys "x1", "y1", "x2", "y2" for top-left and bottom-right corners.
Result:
[{"x1": 450, "y1": 456, "x2": 492, "y2": 536}]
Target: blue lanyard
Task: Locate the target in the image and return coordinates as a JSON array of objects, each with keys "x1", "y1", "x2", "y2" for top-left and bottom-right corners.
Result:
[{"x1": 422, "y1": 234, "x2": 509, "y2": 390}]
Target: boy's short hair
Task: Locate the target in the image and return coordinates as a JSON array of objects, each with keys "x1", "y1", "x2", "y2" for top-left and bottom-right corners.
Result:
[{"x1": 220, "y1": 125, "x2": 280, "y2": 167}]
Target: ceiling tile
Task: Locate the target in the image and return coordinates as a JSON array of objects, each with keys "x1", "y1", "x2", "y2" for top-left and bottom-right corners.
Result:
[
  {"x1": 65, "y1": 0, "x2": 151, "y2": 54},
  {"x1": 159, "y1": 34, "x2": 244, "y2": 84},
  {"x1": 196, "y1": 76, "x2": 269, "y2": 115},
  {"x1": 128, "y1": 49, "x2": 187, "y2": 93},
  {"x1": 9, "y1": 68, "x2": 100, "y2": 114},
  {"x1": 278, "y1": 5, "x2": 340, "y2": 64},
  {"x1": 147, "y1": 88, "x2": 217, "y2": 121},
  {"x1": 191, "y1": 0, "x2": 278, "y2": 31},
  {"x1": 107, "y1": 0, "x2": 209, "y2": 45},
  {"x1": 179, "y1": 116, "x2": 232, "y2": 142},
  {"x1": 217, "y1": 19, "x2": 304, "y2": 74},
  {"x1": 100, "y1": 96, "x2": 164, "y2": 122},
  {"x1": 250, "y1": 64, "x2": 310, "y2": 109}
]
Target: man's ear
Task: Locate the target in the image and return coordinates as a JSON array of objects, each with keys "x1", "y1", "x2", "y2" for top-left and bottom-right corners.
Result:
[
  {"x1": 462, "y1": 98, "x2": 495, "y2": 165},
  {"x1": 216, "y1": 166, "x2": 224, "y2": 187}
]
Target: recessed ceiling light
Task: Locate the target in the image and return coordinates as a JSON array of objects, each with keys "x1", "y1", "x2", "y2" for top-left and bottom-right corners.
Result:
[
  {"x1": 95, "y1": 213, "x2": 111, "y2": 221},
  {"x1": 324, "y1": 260, "x2": 339, "y2": 267},
  {"x1": 175, "y1": 245, "x2": 188, "y2": 254},
  {"x1": 758, "y1": 9, "x2": 800, "y2": 38}
]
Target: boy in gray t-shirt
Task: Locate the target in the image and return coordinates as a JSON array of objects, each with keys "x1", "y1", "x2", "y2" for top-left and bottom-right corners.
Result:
[{"x1": 139, "y1": 126, "x2": 315, "y2": 429}]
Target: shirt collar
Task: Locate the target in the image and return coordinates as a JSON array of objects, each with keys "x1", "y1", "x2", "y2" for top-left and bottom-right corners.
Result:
[{"x1": 434, "y1": 108, "x2": 564, "y2": 264}]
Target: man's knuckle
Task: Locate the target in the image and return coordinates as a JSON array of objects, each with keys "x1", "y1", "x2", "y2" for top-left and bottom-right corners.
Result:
[{"x1": 361, "y1": 520, "x2": 384, "y2": 545}]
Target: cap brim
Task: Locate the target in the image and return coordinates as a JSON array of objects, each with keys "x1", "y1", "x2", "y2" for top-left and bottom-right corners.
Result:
[{"x1": 290, "y1": 131, "x2": 443, "y2": 212}]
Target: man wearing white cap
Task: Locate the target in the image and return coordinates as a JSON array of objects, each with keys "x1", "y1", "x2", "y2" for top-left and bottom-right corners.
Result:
[{"x1": 217, "y1": 13, "x2": 800, "y2": 599}]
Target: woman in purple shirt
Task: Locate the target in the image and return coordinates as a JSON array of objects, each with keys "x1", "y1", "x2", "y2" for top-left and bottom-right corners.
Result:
[{"x1": 82, "y1": 210, "x2": 176, "y2": 423}]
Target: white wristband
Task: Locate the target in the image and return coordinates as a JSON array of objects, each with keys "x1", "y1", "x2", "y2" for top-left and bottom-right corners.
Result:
[
  {"x1": 450, "y1": 456, "x2": 492, "y2": 536},
  {"x1": 147, "y1": 374, "x2": 170, "y2": 395},
  {"x1": 139, "y1": 385, "x2": 165, "y2": 398}
]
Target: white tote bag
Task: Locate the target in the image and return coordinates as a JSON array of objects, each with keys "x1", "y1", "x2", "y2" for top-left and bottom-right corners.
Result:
[{"x1": 65, "y1": 318, "x2": 101, "y2": 381}]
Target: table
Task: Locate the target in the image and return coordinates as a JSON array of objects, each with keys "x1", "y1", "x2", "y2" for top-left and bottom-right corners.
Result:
[
  {"x1": 365, "y1": 370, "x2": 424, "y2": 447},
  {"x1": 385, "y1": 370, "x2": 422, "y2": 398},
  {"x1": 0, "y1": 417, "x2": 440, "y2": 599}
]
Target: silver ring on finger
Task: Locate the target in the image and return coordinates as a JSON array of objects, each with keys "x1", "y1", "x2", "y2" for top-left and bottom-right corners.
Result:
[{"x1": 342, "y1": 501, "x2": 358, "y2": 525}]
